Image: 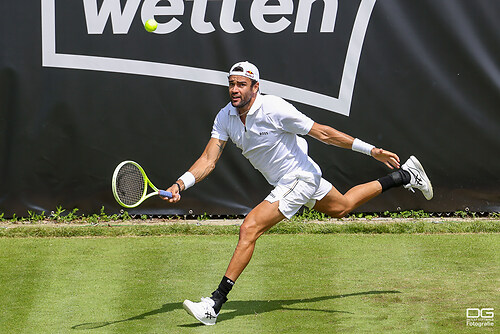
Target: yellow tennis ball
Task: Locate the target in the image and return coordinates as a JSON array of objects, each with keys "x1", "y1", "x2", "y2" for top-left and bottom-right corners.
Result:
[{"x1": 145, "y1": 19, "x2": 158, "y2": 32}]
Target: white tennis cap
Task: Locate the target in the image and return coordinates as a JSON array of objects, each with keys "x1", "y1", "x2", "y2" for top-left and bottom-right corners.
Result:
[{"x1": 228, "y1": 61, "x2": 260, "y2": 82}]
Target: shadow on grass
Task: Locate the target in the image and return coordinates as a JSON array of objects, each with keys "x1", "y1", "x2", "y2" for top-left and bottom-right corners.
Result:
[{"x1": 72, "y1": 290, "x2": 401, "y2": 329}]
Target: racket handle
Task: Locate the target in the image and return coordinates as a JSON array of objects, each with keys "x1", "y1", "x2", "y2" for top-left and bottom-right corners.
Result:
[{"x1": 158, "y1": 190, "x2": 173, "y2": 198}]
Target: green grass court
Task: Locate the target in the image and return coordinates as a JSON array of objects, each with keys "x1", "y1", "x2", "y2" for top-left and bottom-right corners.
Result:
[{"x1": 0, "y1": 230, "x2": 498, "y2": 333}]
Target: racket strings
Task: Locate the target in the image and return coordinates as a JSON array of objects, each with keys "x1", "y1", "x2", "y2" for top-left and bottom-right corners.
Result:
[{"x1": 116, "y1": 163, "x2": 146, "y2": 206}]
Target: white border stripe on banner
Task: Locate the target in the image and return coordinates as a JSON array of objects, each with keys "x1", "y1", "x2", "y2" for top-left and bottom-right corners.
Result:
[{"x1": 41, "y1": 0, "x2": 376, "y2": 116}]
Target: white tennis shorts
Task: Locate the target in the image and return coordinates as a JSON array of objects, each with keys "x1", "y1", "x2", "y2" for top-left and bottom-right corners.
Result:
[{"x1": 264, "y1": 172, "x2": 333, "y2": 219}]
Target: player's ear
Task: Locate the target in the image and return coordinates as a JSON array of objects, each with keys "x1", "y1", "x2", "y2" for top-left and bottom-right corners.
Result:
[{"x1": 253, "y1": 81, "x2": 259, "y2": 93}]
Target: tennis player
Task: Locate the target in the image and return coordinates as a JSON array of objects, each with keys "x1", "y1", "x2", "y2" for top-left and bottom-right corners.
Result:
[{"x1": 164, "y1": 61, "x2": 433, "y2": 325}]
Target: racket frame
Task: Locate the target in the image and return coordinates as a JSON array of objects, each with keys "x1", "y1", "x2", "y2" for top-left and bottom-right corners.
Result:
[{"x1": 112, "y1": 160, "x2": 163, "y2": 208}]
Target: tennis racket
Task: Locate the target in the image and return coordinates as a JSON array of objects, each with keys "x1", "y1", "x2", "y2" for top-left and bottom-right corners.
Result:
[{"x1": 112, "y1": 160, "x2": 172, "y2": 208}]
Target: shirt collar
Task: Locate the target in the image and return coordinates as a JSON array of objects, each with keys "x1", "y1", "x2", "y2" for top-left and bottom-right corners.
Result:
[{"x1": 229, "y1": 93, "x2": 263, "y2": 116}]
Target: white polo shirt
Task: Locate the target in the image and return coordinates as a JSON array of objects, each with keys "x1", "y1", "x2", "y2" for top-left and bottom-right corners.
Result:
[{"x1": 211, "y1": 94, "x2": 322, "y2": 186}]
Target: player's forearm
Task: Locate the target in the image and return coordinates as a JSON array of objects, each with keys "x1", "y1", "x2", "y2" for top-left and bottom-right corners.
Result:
[
  {"x1": 308, "y1": 123, "x2": 354, "y2": 149},
  {"x1": 189, "y1": 158, "x2": 216, "y2": 184},
  {"x1": 175, "y1": 138, "x2": 226, "y2": 191},
  {"x1": 174, "y1": 158, "x2": 214, "y2": 191}
]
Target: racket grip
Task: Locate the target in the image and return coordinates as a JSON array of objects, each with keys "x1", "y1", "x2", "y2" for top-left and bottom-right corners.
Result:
[{"x1": 158, "y1": 190, "x2": 172, "y2": 198}]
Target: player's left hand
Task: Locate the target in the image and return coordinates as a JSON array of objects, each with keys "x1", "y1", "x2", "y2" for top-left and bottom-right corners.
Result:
[{"x1": 371, "y1": 148, "x2": 400, "y2": 169}]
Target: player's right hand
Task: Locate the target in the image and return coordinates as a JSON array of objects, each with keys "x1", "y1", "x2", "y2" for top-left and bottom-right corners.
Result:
[{"x1": 163, "y1": 184, "x2": 182, "y2": 203}]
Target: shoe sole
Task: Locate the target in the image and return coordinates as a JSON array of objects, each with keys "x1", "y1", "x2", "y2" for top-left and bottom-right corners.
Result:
[
  {"x1": 182, "y1": 300, "x2": 216, "y2": 326},
  {"x1": 409, "y1": 156, "x2": 433, "y2": 200}
]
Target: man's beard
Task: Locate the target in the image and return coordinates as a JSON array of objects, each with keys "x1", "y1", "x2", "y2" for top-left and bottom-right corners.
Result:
[{"x1": 231, "y1": 95, "x2": 252, "y2": 109}]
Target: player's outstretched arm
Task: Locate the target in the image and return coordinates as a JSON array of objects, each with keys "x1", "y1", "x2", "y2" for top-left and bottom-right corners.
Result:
[
  {"x1": 164, "y1": 138, "x2": 227, "y2": 203},
  {"x1": 307, "y1": 122, "x2": 354, "y2": 149},
  {"x1": 307, "y1": 122, "x2": 400, "y2": 169}
]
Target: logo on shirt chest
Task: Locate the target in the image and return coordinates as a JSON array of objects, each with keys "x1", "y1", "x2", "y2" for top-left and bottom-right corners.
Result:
[{"x1": 259, "y1": 131, "x2": 269, "y2": 136}]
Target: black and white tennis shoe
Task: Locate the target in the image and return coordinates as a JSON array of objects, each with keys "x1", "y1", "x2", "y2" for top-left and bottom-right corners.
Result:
[
  {"x1": 183, "y1": 297, "x2": 218, "y2": 325},
  {"x1": 401, "y1": 155, "x2": 433, "y2": 200}
]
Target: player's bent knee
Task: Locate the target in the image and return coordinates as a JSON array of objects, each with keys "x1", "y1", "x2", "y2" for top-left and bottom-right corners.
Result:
[
  {"x1": 315, "y1": 194, "x2": 356, "y2": 219},
  {"x1": 238, "y1": 219, "x2": 261, "y2": 243},
  {"x1": 320, "y1": 203, "x2": 353, "y2": 219},
  {"x1": 328, "y1": 210, "x2": 348, "y2": 219}
]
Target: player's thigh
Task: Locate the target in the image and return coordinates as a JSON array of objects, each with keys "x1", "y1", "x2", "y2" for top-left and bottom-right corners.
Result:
[
  {"x1": 240, "y1": 200, "x2": 285, "y2": 240},
  {"x1": 312, "y1": 185, "x2": 349, "y2": 217}
]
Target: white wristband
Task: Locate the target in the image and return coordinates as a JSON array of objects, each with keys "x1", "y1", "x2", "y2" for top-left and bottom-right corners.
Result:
[
  {"x1": 179, "y1": 172, "x2": 196, "y2": 190},
  {"x1": 352, "y1": 138, "x2": 375, "y2": 156}
]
